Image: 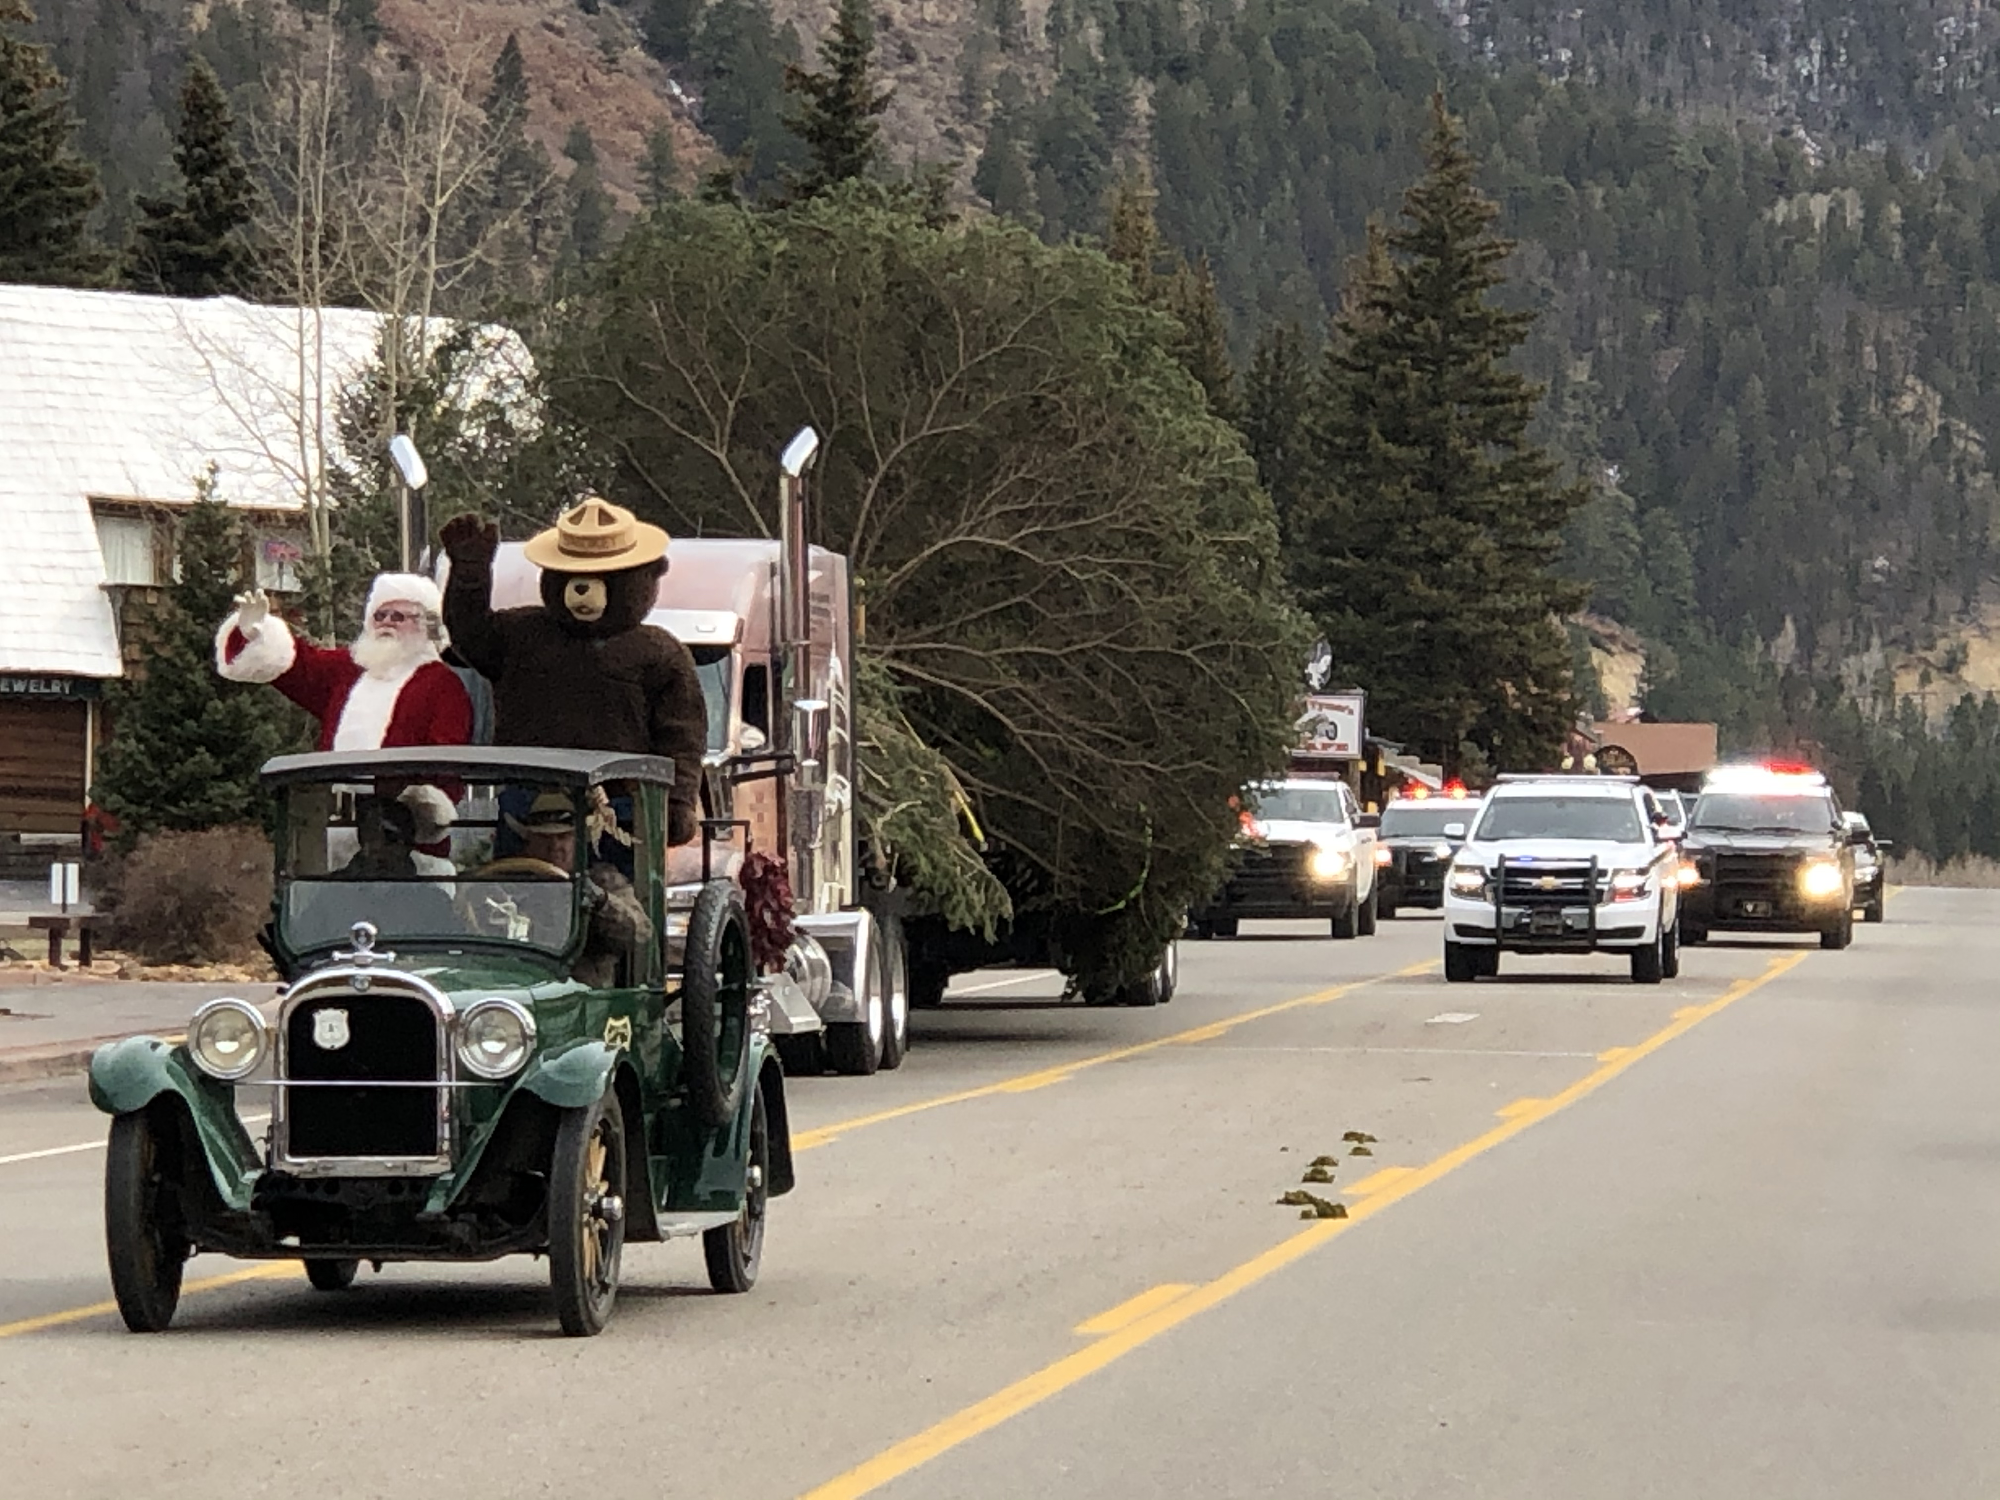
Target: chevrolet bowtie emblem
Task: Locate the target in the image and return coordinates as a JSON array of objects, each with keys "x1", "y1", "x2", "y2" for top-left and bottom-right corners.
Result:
[{"x1": 1538, "y1": 876, "x2": 1558, "y2": 890}]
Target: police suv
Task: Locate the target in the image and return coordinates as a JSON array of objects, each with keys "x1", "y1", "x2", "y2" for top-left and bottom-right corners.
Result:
[
  {"x1": 1441, "y1": 775, "x2": 1683, "y2": 985},
  {"x1": 1677, "y1": 763, "x2": 1858, "y2": 949}
]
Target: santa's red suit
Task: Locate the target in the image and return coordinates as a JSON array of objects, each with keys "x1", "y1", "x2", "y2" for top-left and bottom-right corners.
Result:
[{"x1": 215, "y1": 574, "x2": 473, "y2": 752}]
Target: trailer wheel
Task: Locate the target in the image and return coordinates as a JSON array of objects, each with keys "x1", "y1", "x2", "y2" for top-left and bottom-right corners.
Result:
[
  {"x1": 876, "y1": 915, "x2": 910, "y2": 1071},
  {"x1": 910, "y1": 957, "x2": 950, "y2": 1009},
  {"x1": 305, "y1": 1259, "x2": 359, "y2": 1292}
]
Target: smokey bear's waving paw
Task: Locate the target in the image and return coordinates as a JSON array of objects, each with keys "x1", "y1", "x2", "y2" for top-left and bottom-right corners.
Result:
[{"x1": 439, "y1": 513, "x2": 500, "y2": 566}]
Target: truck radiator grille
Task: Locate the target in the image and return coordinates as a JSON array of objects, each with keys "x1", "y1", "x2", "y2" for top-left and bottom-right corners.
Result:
[
  {"x1": 1496, "y1": 861, "x2": 1601, "y2": 907},
  {"x1": 283, "y1": 994, "x2": 440, "y2": 1160}
]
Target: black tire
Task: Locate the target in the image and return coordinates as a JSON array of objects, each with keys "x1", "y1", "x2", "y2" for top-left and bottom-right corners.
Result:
[
  {"x1": 773, "y1": 1033, "x2": 824, "y2": 1076},
  {"x1": 1443, "y1": 941, "x2": 1479, "y2": 983},
  {"x1": 1476, "y1": 947, "x2": 1501, "y2": 978},
  {"x1": 826, "y1": 939, "x2": 887, "y2": 1076},
  {"x1": 1357, "y1": 884, "x2": 1378, "y2": 937},
  {"x1": 1209, "y1": 917, "x2": 1239, "y2": 939},
  {"x1": 1380, "y1": 895, "x2": 1399, "y2": 920},
  {"x1": 703, "y1": 1082, "x2": 769, "y2": 1294},
  {"x1": 1821, "y1": 909, "x2": 1854, "y2": 950},
  {"x1": 1330, "y1": 888, "x2": 1360, "y2": 940},
  {"x1": 1632, "y1": 933, "x2": 1665, "y2": 985},
  {"x1": 549, "y1": 1088, "x2": 627, "y2": 1337},
  {"x1": 1189, "y1": 919, "x2": 1215, "y2": 940},
  {"x1": 876, "y1": 916, "x2": 910, "y2": 1071},
  {"x1": 1660, "y1": 919, "x2": 1681, "y2": 981},
  {"x1": 909, "y1": 957, "x2": 950, "y2": 1009},
  {"x1": 305, "y1": 1258, "x2": 359, "y2": 1292},
  {"x1": 104, "y1": 1107, "x2": 188, "y2": 1334},
  {"x1": 681, "y1": 880, "x2": 752, "y2": 1129},
  {"x1": 1683, "y1": 925, "x2": 1709, "y2": 946},
  {"x1": 1863, "y1": 897, "x2": 1885, "y2": 925}
]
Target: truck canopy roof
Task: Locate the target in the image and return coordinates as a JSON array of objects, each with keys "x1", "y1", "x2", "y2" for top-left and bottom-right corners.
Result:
[{"x1": 260, "y1": 745, "x2": 674, "y2": 787}]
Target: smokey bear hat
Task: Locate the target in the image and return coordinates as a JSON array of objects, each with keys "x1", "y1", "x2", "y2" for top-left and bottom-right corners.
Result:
[{"x1": 523, "y1": 496, "x2": 669, "y2": 574}]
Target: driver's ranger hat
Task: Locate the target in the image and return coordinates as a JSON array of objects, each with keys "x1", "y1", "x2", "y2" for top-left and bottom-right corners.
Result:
[{"x1": 504, "y1": 790, "x2": 575, "y2": 838}]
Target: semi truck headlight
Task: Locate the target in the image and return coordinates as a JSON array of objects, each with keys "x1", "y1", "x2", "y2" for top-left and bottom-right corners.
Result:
[
  {"x1": 187, "y1": 998, "x2": 267, "y2": 1081},
  {"x1": 457, "y1": 999, "x2": 537, "y2": 1079},
  {"x1": 1799, "y1": 860, "x2": 1844, "y2": 900},
  {"x1": 1309, "y1": 846, "x2": 1349, "y2": 881}
]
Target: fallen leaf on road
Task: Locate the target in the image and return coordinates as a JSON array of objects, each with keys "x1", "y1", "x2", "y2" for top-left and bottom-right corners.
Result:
[{"x1": 1301, "y1": 1164, "x2": 1334, "y2": 1183}]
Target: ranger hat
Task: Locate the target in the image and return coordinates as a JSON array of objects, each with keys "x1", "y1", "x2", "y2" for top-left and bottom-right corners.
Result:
[
  {"x1": 522, "y1": 496, "x2": 669, "y2": 573},
  {"x1": 503, "y1": 789, "x2": 577, "y2": 838}
]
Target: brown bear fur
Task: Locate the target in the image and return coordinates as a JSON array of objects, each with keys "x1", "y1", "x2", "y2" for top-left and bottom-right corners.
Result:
[{"x1": 442, "y1": 536, "x2": 707, "y2": 845}]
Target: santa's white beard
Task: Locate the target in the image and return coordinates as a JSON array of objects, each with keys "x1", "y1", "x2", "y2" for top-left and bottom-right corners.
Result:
[{"x1": 349, "y1": 628, "x2": 436, "y2": 679}]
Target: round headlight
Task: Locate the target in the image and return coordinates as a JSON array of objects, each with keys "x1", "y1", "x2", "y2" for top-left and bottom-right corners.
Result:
[
  {"x1": 1309, "y1": 846, "x2": 1349, "y2": 881},
  {"x1": 457, "y1": 999, "x2": 536, "y2": 1079},
  {"x1": 1799, "y1": 860, "x2": 1844, "y2": 900},
  {"x1": 188, "y1": 998, "x2": 267, "y2": 1081}
]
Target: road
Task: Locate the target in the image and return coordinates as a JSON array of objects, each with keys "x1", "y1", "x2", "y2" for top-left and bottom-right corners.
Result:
[{"x1": 4, "y1": 890, "x2": 1997, "y2": 1498}]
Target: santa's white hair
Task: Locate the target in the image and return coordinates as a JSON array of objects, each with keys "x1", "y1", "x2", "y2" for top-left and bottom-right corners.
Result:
[{"x1": 350, "y1": 571, "x2": 447, "y2": 678}]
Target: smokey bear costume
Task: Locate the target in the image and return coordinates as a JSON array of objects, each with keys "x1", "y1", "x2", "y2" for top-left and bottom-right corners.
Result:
[{"x1": 440, "y1": 498, "x2": 707, "y2": 846}]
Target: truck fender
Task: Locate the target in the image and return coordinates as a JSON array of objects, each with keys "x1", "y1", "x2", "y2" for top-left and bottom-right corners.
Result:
[
  {"x1": 519, "y1": 1041, "x2": 622, "y2": 1110},
  {"x1": 87, "y1": 1037, "x2": 262, "y2": 1212},
  {"x1": 756, "y1": 1048, "x2": 796, "y2": 1197}
]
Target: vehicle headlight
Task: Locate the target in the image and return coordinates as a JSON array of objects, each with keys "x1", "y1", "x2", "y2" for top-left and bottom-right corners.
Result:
[
  {"x1": 1431, "y1": 843, "x2": 1456, "y2": 860},
  {"x1": 1675, "y1": 859, "x2": 1702, "y2": 888},
  {"x1": 1448, "y1": 863, "x2": 1489, "y2": 897},
  {"x1": 1798, "y1": 859, "x2": 1844, "y2": 900},
  {"x1": 457, "y1": 998, "x2": 536, "y2": 1079},
  {"x1": 1309, "y1": 845, "x2": 1349, "y2": 881},
  {"x1": 1608, "y1": 869, "x2": 1652, "y2": 902},
  {"x1": 1373, "y1": 844, "x2": 1393, "y2": 867},
  {"x1": 187, "y1": 997, "x2": 267, "y2": 1081}
]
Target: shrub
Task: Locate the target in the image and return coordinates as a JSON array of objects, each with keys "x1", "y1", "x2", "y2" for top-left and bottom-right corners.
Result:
[
  {"x1": 99, "y1": 825, "x2": 274, "y2": 965},
  {"x1": 1883, "y1": 851, "x2": 2000, "y2": 889}
]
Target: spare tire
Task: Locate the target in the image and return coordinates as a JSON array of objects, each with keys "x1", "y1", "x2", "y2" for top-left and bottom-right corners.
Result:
[{"x1": 681, "y1": 879, "x2": 753, "y2": 1129}]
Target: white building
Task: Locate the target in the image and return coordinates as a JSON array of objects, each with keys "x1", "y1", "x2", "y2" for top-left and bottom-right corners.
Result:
[{"x1": 0, "y1": 283, "x2": 527, "y2": 838}]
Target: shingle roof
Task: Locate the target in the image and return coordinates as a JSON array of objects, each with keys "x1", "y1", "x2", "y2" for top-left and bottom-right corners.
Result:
[{"x1": 0, "y1": 284, "x2": 528, "y2": 679}]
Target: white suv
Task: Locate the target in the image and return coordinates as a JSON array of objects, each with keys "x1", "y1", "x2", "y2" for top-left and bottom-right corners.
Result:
[{"x1": 1440, "y1": 776, "x2": 1682, "y2": 985}]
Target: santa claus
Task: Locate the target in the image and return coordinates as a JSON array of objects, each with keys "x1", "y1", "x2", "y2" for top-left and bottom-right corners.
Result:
[{"x1": 215, "y1": 574, "x2": 474, "y2": 753}]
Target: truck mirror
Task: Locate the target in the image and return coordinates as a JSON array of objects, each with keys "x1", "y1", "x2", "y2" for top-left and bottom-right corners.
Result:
[
  {"x1": 1443, "y1": 821, "x2": 1467, "y2": 839},
  {"x1": 738, "y1": 725, "x2": 767, "y2": 753},
  {"x1": 793, "y1": 699, "x2": 829, "y2": 767}
]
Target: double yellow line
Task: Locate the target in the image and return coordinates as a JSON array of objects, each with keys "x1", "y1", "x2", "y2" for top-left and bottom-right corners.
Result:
[{"x1": 796, "y1": 949, "x2": 1810, "y2": 1500}]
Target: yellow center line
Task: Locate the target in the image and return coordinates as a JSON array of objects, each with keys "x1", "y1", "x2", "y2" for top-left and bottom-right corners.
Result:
[
  {"x1": 790, "y1": 960, "x2": 1439, "y2": 1153},
  {"x1": 794, "y1": 949, "x2": 1809, "y2": 1500},
  {"x1": 1072, "y1": 1283, "x2": 1195, "y2": 1337},
  {"x1": 1343, "y1": 1165, "x2": 1414, "y2": 1197},
  {"x1": 0, "y1": 1263, "x2": 299, "y2": 1342}
]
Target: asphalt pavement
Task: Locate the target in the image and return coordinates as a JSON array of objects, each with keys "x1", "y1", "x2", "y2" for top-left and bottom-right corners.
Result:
[{"x1": 2, "y1": 891, "x2": 1992, "y2": 1498}]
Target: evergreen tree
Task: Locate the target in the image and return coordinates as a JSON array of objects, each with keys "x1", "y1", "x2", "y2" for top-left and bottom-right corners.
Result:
[
  {"x1": 93, "y1": 475, "x2": 304, "y2": 840},
  {"x1": 1104, "y1": 175, "x2": 1234, "y2": 417},
  {"x1": 561, "y1": 123, "x2": 612, "y2": 267},
  {"x1": 1293, "y1": 95, "x2": 1588, "y2": 774},
  {"x1": 691, "y1": 0, "x2": 803, "y2": 196},
  {"x1": 783, "y1": 0, "x2": 891, "y2": 200},
  {"x1": 640, "y1": 122, "x2": 680, "y2": 209},
  {"x1": 0, "y1": 0, "x2": 109, "y2": 286},
  {"x1": 1241, "y1": 320, "x2": 1315, "y2": 538},
  {"x1": 641, "y1": 0, "x2": 702, "y2": 65},
  {"x1": 125, "y1": 59, "x2": 255, "y2": 298}
]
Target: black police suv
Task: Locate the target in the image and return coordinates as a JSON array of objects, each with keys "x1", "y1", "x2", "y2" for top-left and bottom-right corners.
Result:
[
  {"x1": 1373, "y1": 796, "x2": 1474, "y2": 917},
  {"x1": 1678, "y1": 765, "x2": 1860, "y2": 950}
]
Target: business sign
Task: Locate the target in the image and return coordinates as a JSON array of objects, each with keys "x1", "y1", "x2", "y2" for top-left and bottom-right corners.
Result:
[
  {"x1": 1297, "y1": 692, "x2": 1366, "y2": 756},
  {"x1": 0, "y1": 674, "x2": 99, "y2": 699}
]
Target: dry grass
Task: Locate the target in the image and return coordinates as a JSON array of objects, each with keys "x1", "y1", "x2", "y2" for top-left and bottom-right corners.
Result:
[
  {"x1": 1885, "y1": 851, "x2": 2000, "y2": 889},
  {"x1": 96, "y1": 826, "x2": 275, "y2": 966}
]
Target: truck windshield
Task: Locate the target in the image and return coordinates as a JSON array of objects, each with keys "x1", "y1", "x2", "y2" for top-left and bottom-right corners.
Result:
[
  {"x1": 1475, "y1": 797, "x2": 1644, "y2": 843},
  {"x1": 1380, "y1": 803, "x2": 1466, "y2": 837},
  {"x1": 275, "y1": 776, "x2": 582, "y2": 955},
  {"x1": 1252, "y1": 786, "x2": 1348, "y2": 824},
  {"x1": 1691, "y1": 793, "x2": 1839, "y2": 834}
]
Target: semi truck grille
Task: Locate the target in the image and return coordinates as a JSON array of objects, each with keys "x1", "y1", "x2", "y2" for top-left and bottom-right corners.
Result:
[{"x1": 282, "y1": 993, "x2": 441, "y2": 1161}]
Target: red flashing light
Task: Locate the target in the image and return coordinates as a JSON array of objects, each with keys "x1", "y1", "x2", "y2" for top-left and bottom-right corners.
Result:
[
  {"x1": 1763, "y1": 759, "x2": 1817, "y2": 776},
  {"x1": 1444, "y1": 780, "x2": 1469, "y2": 799},
  {"x1": 1407, "y1": 784, "x2": 1431, "y2": 800}
]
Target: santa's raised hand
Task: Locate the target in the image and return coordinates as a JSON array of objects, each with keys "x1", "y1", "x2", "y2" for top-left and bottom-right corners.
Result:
[{"x1": 232, "y1": 588, "x2": 270, "y2": 636}]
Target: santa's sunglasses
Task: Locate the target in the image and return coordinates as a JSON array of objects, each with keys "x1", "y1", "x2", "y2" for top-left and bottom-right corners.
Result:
[{"x1": 371, "y1": 607, "x2": 423, "y2": 626}]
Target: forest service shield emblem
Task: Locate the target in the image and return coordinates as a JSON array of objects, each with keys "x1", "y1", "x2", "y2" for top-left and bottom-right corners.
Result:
[{"x1": 312, "y1": 1008, "x2": 352, "y2": 1051}]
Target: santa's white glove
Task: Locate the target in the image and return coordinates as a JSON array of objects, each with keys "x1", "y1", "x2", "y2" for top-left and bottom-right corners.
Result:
[{"x1": 233, "y1": 589, "x2": 270, "y2": 637}]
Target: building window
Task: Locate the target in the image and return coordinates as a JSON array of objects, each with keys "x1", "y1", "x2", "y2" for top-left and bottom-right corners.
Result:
[
  {"x1": 94, "y1": 511, "x2": 162, "y2": 586},
  {"x1": 256, "y1": 534, "x2": 305, "y2": 592}
]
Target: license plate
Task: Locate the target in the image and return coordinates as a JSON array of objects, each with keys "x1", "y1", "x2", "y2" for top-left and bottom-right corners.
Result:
[
  {"x1": 1529, "y1": 911, "x2": 1564, "y2": 935},
  {"x1": 1741, "y1": 900, "x2": 1772, "y2": 917}
]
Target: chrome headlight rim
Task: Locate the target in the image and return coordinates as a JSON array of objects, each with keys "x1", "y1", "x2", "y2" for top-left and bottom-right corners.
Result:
[
  {"x1": 455, "y1": 997, "x2": 538, "y2": 1080},
  {"x1": 187, "y1": 996, "x2": 269, "y2": 1081}
]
